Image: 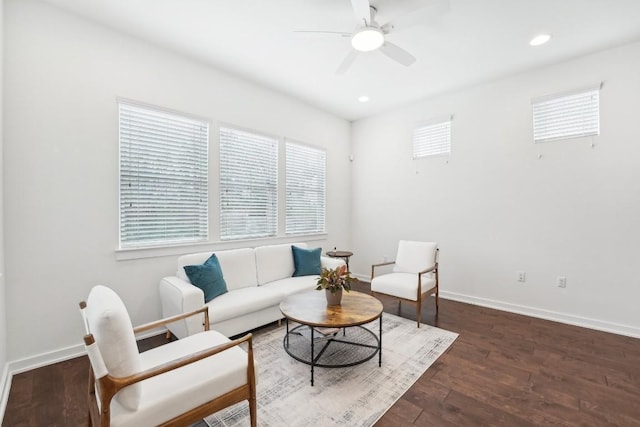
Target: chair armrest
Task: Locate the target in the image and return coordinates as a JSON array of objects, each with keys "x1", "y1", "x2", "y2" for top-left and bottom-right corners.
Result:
[
  {"x1": 321, "y1": 256, "x2": 345, "y2": 270},
  {"x1": 418, "y1": 263, "x2": 437, "y2": 275},
  {"x1": 133, "y1": 306, "x2": 210, "y2": 334},
  {"x1": 159, "y1": 276, "x2": 206, "y2": 339},
  {"x1": 371, "y1": 261, "x2": 396, "y2": 280},
  {"x1": 106, "y1": 333, "x2": 254, "y2": 393}
]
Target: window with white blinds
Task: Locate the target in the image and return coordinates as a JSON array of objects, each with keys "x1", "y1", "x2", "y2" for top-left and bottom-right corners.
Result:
[
  {"x1": 285, "y1": 141, "x2": 326, "y2": 235},
  {"x1": 532, "y1": 85, "x2": 600, "y2": 143},
  {"x1": 219, "y1": 127, "x2": 278, "y2": 240},
  {"x1": 119, "y1": 101, "x2": 209, "y2": 248},
  {"x1": 413, "y1": 118, "x2": 451, "y2": 158}
]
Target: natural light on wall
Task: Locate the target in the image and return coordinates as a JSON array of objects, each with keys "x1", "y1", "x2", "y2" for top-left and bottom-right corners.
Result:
[{"x1": 532, "y1": 84, "x2": 601, "y2": 143}]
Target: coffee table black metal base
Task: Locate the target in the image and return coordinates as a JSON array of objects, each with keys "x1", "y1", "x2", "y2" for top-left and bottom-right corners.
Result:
[{"x1": 283, "y1": 317, "x2": 382, "y2": 386}]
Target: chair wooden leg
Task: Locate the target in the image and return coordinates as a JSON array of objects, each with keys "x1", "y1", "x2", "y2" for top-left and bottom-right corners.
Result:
[
  {"x1": 249, "y1": 395, "x2": 257, "y2": 427},
  {"x1": 416, "y1": 299, "x2": 422, "y2": 328},
  {"x1": 435, "y1": 290, "x2": 439, "y2": 314}
]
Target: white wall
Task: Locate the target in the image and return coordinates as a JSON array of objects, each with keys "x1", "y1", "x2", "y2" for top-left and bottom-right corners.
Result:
[
  {"x1": 3, "y1": 0, "x2": 351, "y2": 364},
  {"x1": 351, "y1": 41, "x2": 640, "y2": 337},
  {"x1": 0, "y1": 0, "x2": 9, "y2": 415}
]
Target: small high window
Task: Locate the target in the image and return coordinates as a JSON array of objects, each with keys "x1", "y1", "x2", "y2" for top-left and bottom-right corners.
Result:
[
  {"x1": 532, "y1": 85, "x2": 601, "y2": 143},
  {"x1": 413, "y1": 117, "x2": 452, "y2": 158}
]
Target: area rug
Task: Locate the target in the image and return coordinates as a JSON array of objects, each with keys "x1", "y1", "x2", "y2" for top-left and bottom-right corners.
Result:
[{"x1": 204, "y1": 313, "x2": 458, "y2": 427}]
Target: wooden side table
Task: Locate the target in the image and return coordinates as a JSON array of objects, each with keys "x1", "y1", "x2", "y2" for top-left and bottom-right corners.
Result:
[{"x1": 326, "y1": 250, "x2": 353, "y2": 272}]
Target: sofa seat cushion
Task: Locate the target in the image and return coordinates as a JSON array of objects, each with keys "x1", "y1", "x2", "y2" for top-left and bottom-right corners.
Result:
[
  {"x1": 109, "y1": 330, "x2": 249, "y2": 427},
  {"x1": 371, "y1": 272, "x2": 436, "y2": 301},
  {"x1": 206, "y1": 286, "x2": 283, "y2": 324},
  {"x1": 261, "y1": 276, "x2": 318, "y2": 297}
]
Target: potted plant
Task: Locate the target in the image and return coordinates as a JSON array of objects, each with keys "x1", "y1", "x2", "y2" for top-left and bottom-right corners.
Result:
[{"x1": 316, "y1": 265, "x2": 358, "y2": 305}]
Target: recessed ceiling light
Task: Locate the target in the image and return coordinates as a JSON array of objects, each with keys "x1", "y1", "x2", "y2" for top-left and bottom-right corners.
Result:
[
  {"x1": 351, "y1": 27, "x2": 385, "y2": 52},
  {"x1": 530, "y1": 34, "x2": 551, "y2": 47},
  {"x1": 358, "y1": 95, "x2": 370, "y2": 103}
]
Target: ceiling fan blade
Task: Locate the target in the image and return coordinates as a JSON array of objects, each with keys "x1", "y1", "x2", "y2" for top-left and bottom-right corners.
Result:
[
  {"x1": 350, "y1": 0, "x2": 371, "y2": 25},
  {"x1": 380, "y1": 0, "x2": 450, "y2": 33},
  {"x1": 379, "y1": 42, "x2": 416, "y2": 67},
  {"x1": 336, "y1": 50, "x2": 359, "y2": 75},
  {"x1": 293, "y1": 30, "x2": 352, "y2": 38}
]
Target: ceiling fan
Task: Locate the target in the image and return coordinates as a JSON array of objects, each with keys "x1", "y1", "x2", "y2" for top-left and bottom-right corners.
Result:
[{"x1": 297, "y1": 0, "x2": 449, "y2": 74}]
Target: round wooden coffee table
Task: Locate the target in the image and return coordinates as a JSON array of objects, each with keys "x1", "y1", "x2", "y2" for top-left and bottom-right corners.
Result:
[{"x1": 280, "y1": 290, "x2": 383, "y2": 386}]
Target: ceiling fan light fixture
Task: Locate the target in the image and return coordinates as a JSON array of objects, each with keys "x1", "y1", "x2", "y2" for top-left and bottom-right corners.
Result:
[
  {"x1": 529, "y1": 33, "x2": 551, "y2": 46},
  {"x1": 351, "y1": 27, "x2": 384, "y2": 52}
]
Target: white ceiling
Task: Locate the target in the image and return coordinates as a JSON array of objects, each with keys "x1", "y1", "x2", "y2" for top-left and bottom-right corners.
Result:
[{"x1": 42, "y1": 0, "x2": 640, "y2": 121}]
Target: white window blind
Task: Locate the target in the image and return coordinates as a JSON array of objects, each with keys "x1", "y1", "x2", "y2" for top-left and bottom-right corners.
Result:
[
  {"x1": 532, "y1": 85, "x2": 600, "y2": 143},
  {"x1": 286, "y1": 141, "x2": 326, "y2": 235},
  {"x1": 119, "y1": 101, "x2": 209, "y2": 248},
  {"x1": 219, "y1": 127, "x2": 278, "y2": 240},
  {"x1": 413, "y1": 118, "x2": 451, "y2": 158}
]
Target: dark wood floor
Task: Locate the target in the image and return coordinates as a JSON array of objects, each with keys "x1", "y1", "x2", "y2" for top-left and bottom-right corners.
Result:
[{"x1": 4, "y1": 281, "x2": 640, "y2": 426}]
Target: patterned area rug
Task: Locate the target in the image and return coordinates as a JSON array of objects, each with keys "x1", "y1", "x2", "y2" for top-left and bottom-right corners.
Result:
[{"x1": 204, "y1": 313, "x2": 457, "y2": 427}]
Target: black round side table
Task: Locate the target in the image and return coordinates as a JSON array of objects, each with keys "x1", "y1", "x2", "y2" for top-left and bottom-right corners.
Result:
[{"x1": 326, "y1": 250, "x2": 353, "y2": 271}]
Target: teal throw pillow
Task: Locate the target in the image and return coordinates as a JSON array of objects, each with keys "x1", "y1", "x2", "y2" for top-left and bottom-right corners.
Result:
[
  {"x1": 183, "y1": 254, "x2": 228, "y2": 303},
  {"x1": 292, "y1": 246, "x2": 322, "y2": 277}
]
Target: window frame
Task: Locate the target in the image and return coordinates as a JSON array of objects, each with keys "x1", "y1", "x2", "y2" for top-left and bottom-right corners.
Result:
[
  {"x1": 218, "y1": 124, "x2": 279, "y2": 241},
  {"x1": 532, "y1": 84, "x2": 601, "y2": 144},
  {"x1": 285, "y1": 139, "x2": 327, "y2": 235},
  {"x1": 118, "y1": 99, "x2": 209, "y2": 249},
  {"x1": 412, "y1": 116, "x2": 452, "y2": 159}
]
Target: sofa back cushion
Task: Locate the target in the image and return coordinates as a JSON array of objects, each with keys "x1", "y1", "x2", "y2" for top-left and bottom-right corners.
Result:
[
  {"x1": 178, "y1": 248, "x2": 257, "y2": 291},
  {"x1": 255, "y1": 242, "x2": 306, "y2": 285}
]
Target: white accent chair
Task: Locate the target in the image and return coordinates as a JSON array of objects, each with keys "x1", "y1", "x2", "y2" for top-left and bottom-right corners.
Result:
[
  {"x1": 79, "y1": 285, "x2": 256, "y2": 427},
  {"x1": 370, "y1": 241, "x2": 439, "y2": 327}
]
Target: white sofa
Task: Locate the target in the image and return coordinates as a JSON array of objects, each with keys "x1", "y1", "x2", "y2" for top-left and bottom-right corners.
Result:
[{"x1": 159, "y1": 242, "x2": 345, "y2": 338}]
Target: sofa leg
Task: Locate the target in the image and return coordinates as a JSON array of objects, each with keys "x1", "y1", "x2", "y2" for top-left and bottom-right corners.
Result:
[
  {"x1": 165, "y1": 331, "x2": 171, "y2": 340},
  {"x1": 278, "y1": 319, "x2": 282, "y2": 327}
]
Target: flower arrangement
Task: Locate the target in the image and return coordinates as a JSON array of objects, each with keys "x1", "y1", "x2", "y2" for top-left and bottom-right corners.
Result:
[{"x1": 315, "y1": 265, "x2": 358, "y2": 294}]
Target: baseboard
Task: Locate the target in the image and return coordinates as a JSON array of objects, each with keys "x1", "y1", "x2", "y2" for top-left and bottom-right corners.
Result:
[
  {"x1": 353, "y1": 274, "x2": 640, "y2": 338},
  {"x1": 353, "y1": 273, "x2": 370, "y2": 282},
  {"x1": 0, "y1": 363, "x2": 11, "y2": 424},
  {"x1": 440, "y1": 290, "x2": 640, "y2": 339},
  {"x1": 8, "y1": 343, "x2": 87, "y2": 376},
  {"x1": 6, "y1": 329, "x2": 167, "y2": 376}
]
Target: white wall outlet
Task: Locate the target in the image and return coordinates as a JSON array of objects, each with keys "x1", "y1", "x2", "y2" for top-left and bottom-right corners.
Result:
[
  {"x1": 557, "y1": 276, "x2": 567, "y2": 288},
  {"x1": 517, "y1": 271, "x2": 526, "y2": 282}
]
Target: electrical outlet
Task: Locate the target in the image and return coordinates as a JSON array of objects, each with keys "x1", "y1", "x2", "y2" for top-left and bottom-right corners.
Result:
[
  {"x1": 557, "y1": 276, "x2": 567, "y2": 288},
  {"x1": 517, "y1": 271, "x2": 526, "y2": 282}
]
